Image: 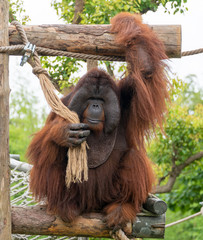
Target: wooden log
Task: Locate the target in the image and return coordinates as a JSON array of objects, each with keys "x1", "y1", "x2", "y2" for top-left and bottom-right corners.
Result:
[
  {"x1": 10, "y1": 158, "x2": 32, "y2": 173},
  {"x1": 12, "y1": 205, "x2": 165, "y2": 238},
  {"x1": 143, "y1": 195, "x2": 167, "y2": 215},
  {"x1": 9, "y1": 154, "x2": 20, "y2": 161},
  {"x1": 8, "y1": 24, "x2": 181, "y2": 58},
  {"x1": 0, "y1": 1, "x2": 12, "y2": 239}
]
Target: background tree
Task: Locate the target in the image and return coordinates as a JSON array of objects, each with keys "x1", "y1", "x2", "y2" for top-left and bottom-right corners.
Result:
[
  {"x1": 148, "y1": 77, "x2": 203, "y2": 210},
  {"x1": 147, "y1": 76, "x2": 203, "y2": 240},
  {"x1": 9, "y1": 0, "x2": 30, "y2": 23},
  {"x1": 9, "y1": 83, "x2": 47, "y2": 162}
]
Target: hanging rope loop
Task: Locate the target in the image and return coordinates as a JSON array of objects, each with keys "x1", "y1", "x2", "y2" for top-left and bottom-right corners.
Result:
[{"x1": 11, "y1": 21, "x2": 29, "y2": 45}]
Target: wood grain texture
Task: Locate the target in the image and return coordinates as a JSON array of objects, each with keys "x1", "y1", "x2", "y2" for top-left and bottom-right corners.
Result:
[
  {"x1": 0, "y1": 1, "x2": 11, "y2": 239},
  {"x1": 12, "y1": 205, "x2": 165, "y2": 238},
  {"x1": 8, "y1": 24, "x2": 181, "y2": 58}
]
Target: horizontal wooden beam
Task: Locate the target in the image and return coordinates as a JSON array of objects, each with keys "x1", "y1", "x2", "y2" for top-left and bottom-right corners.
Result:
[
  {"x1": 8, "y1": 24, "x2": 181, "y2": 58},
  {"x1": 12, "y1": 205, "x2": 165, "y2": 238}
]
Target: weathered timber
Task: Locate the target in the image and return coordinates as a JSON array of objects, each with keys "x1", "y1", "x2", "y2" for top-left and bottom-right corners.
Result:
[
  {"x1": 8, "y1": 24, "x2": 181, "y2": 58},
  {"x1": 87, "y1": 59, "x2": 98, "y2": 71},
  {"x1": 143, "y1": 195, "x2": 167, "y2": 215},
  {"x1": 9, "y1": 154, "x2": 20, "y2": 161},
  {"x1": 0, "y1": 1, "x2": 11, "y2": 239},
  {"x1": 12, "y1": 205, "x2": 165, "y2": 238},
  {"x1": 10, "y1": 158, "x2": 32, "y2": 173}
]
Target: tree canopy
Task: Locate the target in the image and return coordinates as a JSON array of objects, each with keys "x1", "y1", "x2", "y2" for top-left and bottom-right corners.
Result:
[
  {"x1": 9, "y1": 84, "x2": 47, "y2": 162},
  {"x1": 148, "y1": 77, "x2": 203, "y2": 212},
  {"x1": 52, "y1": 0, "x2": 188, "y2": 23}
]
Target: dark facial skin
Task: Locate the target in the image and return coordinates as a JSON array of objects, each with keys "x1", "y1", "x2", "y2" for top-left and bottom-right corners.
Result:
[
  {"x1": 82, "y1": 99, "x2": 105, "y2": 132},
  {"x1": 66, "y1": 99, "x2": 105, "y2": 147}
]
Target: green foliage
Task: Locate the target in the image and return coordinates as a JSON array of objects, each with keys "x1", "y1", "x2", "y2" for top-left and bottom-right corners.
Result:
[
  {"x1": 9, "y1": 85, "x2": 47, "y2": 162},
  {"x1": 150, "y1": 104, "x2": 202, "y2": 168},
  {"x1": 9, "y1": 0, "x2": 30, "y2": 24},
  {"x1": 149, "y1": 78, "x2": 202, "y2": 165},
  {"x1": 165, "y1": 208, "x2": 203, "y2": 240},
  {"x1": 148, "y1": 77, "x2": 203, "y2": 212},
  {"x1": 41, "y1": 56, "x2": 83, "y2": 90},
  {"x1": 53, "y1": 0, "x2": 139, "y2": 24},
  {"x1": 182, "y1": 74, "x2": 203, "y2": 111},
  {"x1": 52, "y1": 0, "x2": 188, "y2": 24},
  {"x1": 166, "y1": 166, "x2": 203, "y2": 212},
  {"x1": 148, "y1": 208, "x2": 203, "y2": 240}
]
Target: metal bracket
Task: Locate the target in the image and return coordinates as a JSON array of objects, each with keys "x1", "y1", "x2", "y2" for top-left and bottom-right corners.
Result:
[{"x1": 20, "y1": 42, "x2": 36, "y2": 66}]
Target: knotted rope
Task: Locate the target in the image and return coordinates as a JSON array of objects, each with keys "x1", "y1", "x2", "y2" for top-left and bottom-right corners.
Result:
[{"x1": 11, "y1": 21, "x2": 88, "y2": 188}]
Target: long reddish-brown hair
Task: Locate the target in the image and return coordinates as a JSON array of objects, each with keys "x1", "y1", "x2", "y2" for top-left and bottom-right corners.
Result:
[
  {"x1": 27, "y1": 12, "x2": 169, "y2": 225},
  {"x1": 111, "y1": 12, "x2": 169, "y2": 147}
]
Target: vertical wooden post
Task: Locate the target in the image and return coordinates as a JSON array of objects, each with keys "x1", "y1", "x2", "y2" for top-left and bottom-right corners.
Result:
[
  {"x1": 87, "y1": 60, "x2": 98, "y2": 71},
  {"x1": 0, "y1": 0, "x2": 11, "y2": 239}
]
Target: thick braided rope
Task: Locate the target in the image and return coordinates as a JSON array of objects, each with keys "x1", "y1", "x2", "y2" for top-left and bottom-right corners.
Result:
[
  {"x1": 0, "y1": 44, "x2": 125, "y2": 61},
  {"x1": 11, "y1": 21, "x2": 88, "y2": 187},
  {"x1": 1, "y1": 43, "x2": 203, "y2": 59},
  {"x1": 182, "y1": 48, "x2": 203, "y2": 56},
  {"x1": 0, "y1": 46, "x2": 125, "y2": 62},
  {"x1": 11, "y1": 21, "x2": 29, "y2": 43}
]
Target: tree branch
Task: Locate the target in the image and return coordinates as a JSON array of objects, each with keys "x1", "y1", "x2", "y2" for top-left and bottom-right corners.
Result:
[
  {"x1": 105, "y1": 62, "x2": 115, "y2": 78},
  {"x1": 156, "y1": 174, "x2": 178, "y2": 194},
  {"x1": 72, "y1": 0, "x2": 85, "y2": 24},
  {"x1": 177, "y1": 151, "x2": 203, "y2": 171},
  {"x1": 87, "y1": 59, "x2": 98, "y2": 71},
  {"x1": 156, "y1": 152, "x2": 203, "y2": 194},
  {"x1": 158, "y1": 172, "x2": 170, "y2": 186}
]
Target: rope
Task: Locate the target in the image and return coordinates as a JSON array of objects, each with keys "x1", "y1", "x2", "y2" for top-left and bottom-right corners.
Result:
[
  {"x1": 1, "y1": 44, "x2": 203, "y2": 59},
  {"x1": 165, "y1": 207, "x2": 203, "y2": 228},
  {"x1": 11, "y1": 21, "x2": 89, "y2": 188},
  {"x1": 0, "y1": 44, "x2": 125, "y2": 61},
  {"x1": 182, "y1": 48, "x2": 203, "y2": 56},
  {"x1": 12, "y1": 21, "x2": 28, "y2": 44}
]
